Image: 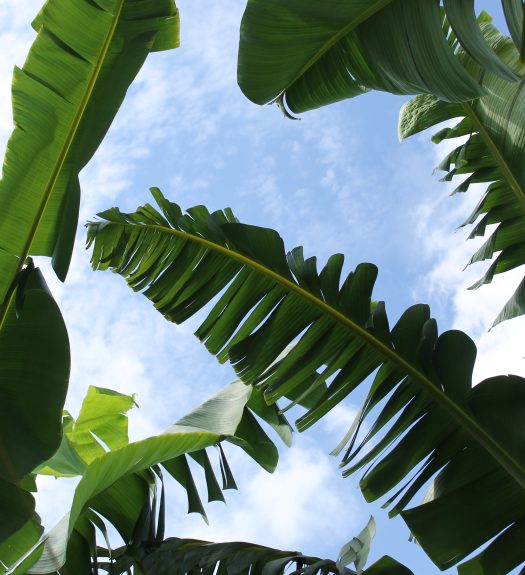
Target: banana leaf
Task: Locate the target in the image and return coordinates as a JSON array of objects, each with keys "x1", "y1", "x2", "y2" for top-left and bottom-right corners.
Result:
[
  {"x1": 0, "y1": 0, "x2": 179, "y2": 307},
  {"x1": 138, "y1": 521, "x2": 413, "y2": 575},
  {"x1": 87, "y1": 189, "x2": 525, "y2": 574},
  {"x1": 4, "y1": 380, "x2": 289, "y2": 574},
  {"x1": 399, "y1": 21, "x2": 525, "y2": 324},
  {"x1": 0, "y1": 0, "x2": 179, "y2": 547},
  {"x1": 237, "y1": 0, "x2": 520, "y2": 114},
  {"x1": 0, "y1": 264, "x2": 69, "y2": 544}
]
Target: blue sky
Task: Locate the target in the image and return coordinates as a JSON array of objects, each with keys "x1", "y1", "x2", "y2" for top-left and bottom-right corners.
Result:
[{"x1": 1, "y1": 2, "x2": 524, "y2": 574}]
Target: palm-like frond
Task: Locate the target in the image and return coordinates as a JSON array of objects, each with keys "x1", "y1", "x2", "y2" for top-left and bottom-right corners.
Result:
[
  {"x1": 141, "y1": 538, "x2": 349, "y2": 575},
  {"x1": 135, "y1": 528, "x2": 413, "y2": 575},
  {"x1": 4, "y1": 381, "x2": 288, "y2": 574},
  {"x1": 87, "y1": 189, "x2": 525, "y2": 574},
  {"x1": 399, "y1": 22, "x2": 525, "y2": 324},
  {"x1": 0, "y1": 0, "x2": 179, "y2": 308},
  {"x1": 237, "y1": 0, "x2": 520, "y2": 114}
]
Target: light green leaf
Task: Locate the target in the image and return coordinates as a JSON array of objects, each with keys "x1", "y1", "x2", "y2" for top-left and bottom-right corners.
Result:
[
  {"x1": 24, "y1": 435, "x2": 218, "y2": 574},
  {"x1": 337, "y1": 516, "x2": 375, "y2": 573},
  {"x1": 36, "y1": 413, "x2": 86, "y2": 478},
  {"x1": 0, "y1": 0, "x2": 180, "y2": 307},
  {"x1": 17, "y1": 381, "x2": 282, "y2": 574},
  {"x1": 67, "y1": 386, "x2": 136, "y2": 464}
]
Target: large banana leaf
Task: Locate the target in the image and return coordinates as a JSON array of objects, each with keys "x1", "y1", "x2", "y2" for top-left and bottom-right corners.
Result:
[
  {"x1": 0, "y1": 263, "x2": 69, "y2": 544},
  {"x1": 237, "y1": 0, "x2": 520, "y2": 114},
  {"x1": 399, "y1": 21, "x2": 525, "y2": 325},
  {"x1": 87, "y1": 189, "x2": 525, "y2": 574},
  {"x1": 4, "y1": 380, "x2": 288, "y2": 574},
  {"x1": 0, "y1": 0, "x2": 179, "y2": 309}
]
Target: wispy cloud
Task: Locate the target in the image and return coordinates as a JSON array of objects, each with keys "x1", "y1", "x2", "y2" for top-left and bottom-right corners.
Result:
[
  {"x1": 411, "y1": 135, "x2": 525, "y2": 381},
  {"x1": 169, "y1": 436, "x2": 365, "y2": 559}
]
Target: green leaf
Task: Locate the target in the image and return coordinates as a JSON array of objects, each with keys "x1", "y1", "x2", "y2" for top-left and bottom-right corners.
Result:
[
  {"x1": 398, "y1": 21, "x2": 525, "y2": 324},
  {"x1": 139, "y1": 535, "x2": 414, "y2": 575},
  {"x1": 362, "y1": 556, "x2": 415, "y2": 575},
  {"x1": 0, "y1": 484, "x2": 38, "y2": 547},
  {"x1": 36, "y1": 387, "x2": 136, "y2": 477},
  {"x1": 444, "y1": 0, "x2": 518, "y2": 83},
  {"x1": 18, "y1": 381, "x2": 282, "y2": 574},
  {"x1": 67, "y1": 386, "x2": 136, "y2": 464},
  {"x1": 337, "y1": 516, "x2": 375, "y2": 573},
  {"x1": 0, "y1": 0, "x2": 180, "y2": 308},
  {"x1": 0, "y1": 265, "x2": 69, "y2": 483},
  {"x1": 87, "y1": 190, "x2": 525, "y2": 574},
  {"x1": 0, "y1": 515, "x2": 44, "y2": 575},
  {"x1": 237, "y1": 0, "x2": 520, "y2": 115},
  {"x1": 0, "y1": 264, "x2": 69, "y2": 545},
  {"x1": 36, "y1": 413, "x2": 87, "y2": 478},
  {"x1": 502, "y1": 0, "x2": 525, "y2": 59},
  {"x1": 24, "y1": 436, "x2": 218, "y2": 573}
]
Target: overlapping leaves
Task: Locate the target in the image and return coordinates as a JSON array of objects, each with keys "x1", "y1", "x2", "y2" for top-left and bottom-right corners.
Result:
[
  {"x1": 0, "y1": 0, "x2": 179, "y2": 548},
  {"x1": 87, "y1": 189, "x2": 525, "y2": 573},
  {"x1": 0, "y1": 264, "x2": 69, "y2": 545},
  {"x1": 2, "y1": 381, "x2": 288, "y2": 574},
  {"x1": 92, "y1": 514, "x2": 413, "y2": 575},
  {"x1": 399, "y1": 21, "x2": 525, "y2": 324},
  {"x1": 237, "y1": 0, "x2": 521, "y2": 115}
]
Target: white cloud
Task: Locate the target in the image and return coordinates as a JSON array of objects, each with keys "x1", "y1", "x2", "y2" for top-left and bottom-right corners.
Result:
[
  {"x1": 171, "y1": 437, "x2": 365, "y2": 558},
  {"x1": 322, "y1": 403, "x2": 360, "y2": 439},
  {"x1": 412, "y1": 143, "x2": 525, "y2": 381}
]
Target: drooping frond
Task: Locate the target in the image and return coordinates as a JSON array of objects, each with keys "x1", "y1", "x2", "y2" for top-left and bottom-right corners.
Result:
[
  {"x1": 63, "y1": 512, "x2": 413, "y2": 575},
  {"x1": 135, "y1": 524, "x2": 413, "y2": 575},
  {"x1": 237, "y1": 0, "x2": 520, "y2": 114},
  {"x1": 399, "y1": 22, "x2": 525, "y2": 324},
  {"x1": 87, "y1": 189, "x2": 525, "y2": 574}
]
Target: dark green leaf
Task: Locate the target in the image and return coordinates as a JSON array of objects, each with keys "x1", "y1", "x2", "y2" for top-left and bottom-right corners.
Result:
[
  {"x1": 88, "y1": 190, "x2": 525, "y2": 574},
  {"x1": 237, "y1": 0, "x2": 511, "y2": 115}
]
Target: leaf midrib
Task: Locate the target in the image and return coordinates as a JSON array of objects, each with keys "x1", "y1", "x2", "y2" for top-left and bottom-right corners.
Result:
[
  {"x1": 462, "y1": 100, "x2": 525, "y2": 213},
  {"x1": 0, "y1": 0, "x2": 126, "y2": 331},
  {"x1": 278, "y1": 0, "x2": 393, "y2": 100},
  {"x1": 95, "y1": 219, "x2": 525, "y2": 491}
]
